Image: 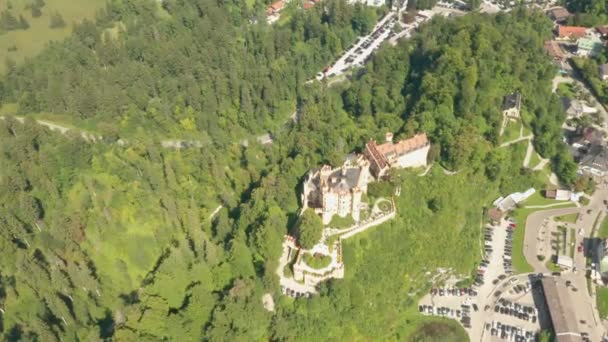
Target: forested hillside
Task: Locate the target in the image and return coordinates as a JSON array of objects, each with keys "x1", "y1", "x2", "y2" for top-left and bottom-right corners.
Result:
[
  {"x1": 1, "y1": 0, "x2": 380, "y2": 141},
  {"x1": 0, "y1": 1, "x2": 575, "y2": 340}
]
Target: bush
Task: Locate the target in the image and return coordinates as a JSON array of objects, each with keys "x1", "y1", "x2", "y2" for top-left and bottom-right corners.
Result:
[
  {"x1": 49, "y1": 12, "x2": 66, "y2": 29},
  {"x1": 31, "y1": 6, "x2": 42, "y2": 18},
  {"x1": 368, "y1": 181, "x2": 393, "y2": 198},
  {"x1": 297, "y1": 209, "x2": 323, "y2": 249},
  {"x1": 302, "y1": 253, "x2": 332, "y2": 269},
  {"x1": 537, "y1": 255, "x2": 545, "y2": 261}
]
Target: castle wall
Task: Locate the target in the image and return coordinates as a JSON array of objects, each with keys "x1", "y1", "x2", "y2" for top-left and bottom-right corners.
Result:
[{"x1": 395, "y1": 144, "x2": 430, "y2": 169}]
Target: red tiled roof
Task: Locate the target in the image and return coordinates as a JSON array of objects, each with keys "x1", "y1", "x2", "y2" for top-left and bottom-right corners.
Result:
[
  {"x1": 558, "y1": 25, "x2": 587, "y2": 38},
  {"x1": 544, "y1": 40, "x2": 565, "y2": 59},
  {"x1": 375, "y1": 133, "x2": 429, "y2": 157},
  {"x1": 598, "y1": 26, "x2": 608, "y2": 36},
  {"x1": 304, "y1": 2, "x2": 315, "y2": 9}
]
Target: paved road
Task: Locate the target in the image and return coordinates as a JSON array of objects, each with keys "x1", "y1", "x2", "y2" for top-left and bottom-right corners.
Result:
[
  {"x1": 523, "y1": 206, "x2": 583, "y2": 273},
  {"x1": 522, "y1": 186, "x2": 608, "y2": 341}
]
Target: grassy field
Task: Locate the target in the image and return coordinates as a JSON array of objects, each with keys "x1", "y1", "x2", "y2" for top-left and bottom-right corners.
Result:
[
  {"x1": 528, "y1": 151, "x2": 541, "y2": 169},
  {"x1": 555, "y1": 213, "x2": 578, "y2": 223},
  {"x1": 511, "y1": 198, "x2": 577, "y2": 273},
  {"x1": 599, "y1": 216, "x2": 608, "y2": 238},
  {"x1": 0, "y1": 0, "x2": 106, "y2": 73},
  {"x1": 406, "y1": 316, "x2": 469, "y2": 342},
  {"x1": 502, "y1": 120, "x2": 521, "y2": 142},
  {"x1": 596, "y1": 287, "x2": 608, "y2": 320},
  {"x1": 522, "y1": 192, "x2": 574, "y2": 208}
]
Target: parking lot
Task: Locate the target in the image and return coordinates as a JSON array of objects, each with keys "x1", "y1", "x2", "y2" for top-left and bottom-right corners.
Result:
[
  {"x1": 418, "y1": 217, "x2": 541, "y2": 341},
  {"x1": 318, "y1": 13, "x2": 396, "y2": 80}
]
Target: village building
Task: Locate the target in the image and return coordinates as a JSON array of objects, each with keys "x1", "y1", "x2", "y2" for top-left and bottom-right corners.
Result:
[
  {"x1": 578, "y1": 144, "x2": 608, "y2": 178},
  {"x1": 556, "y1": 25, "x2": 587, "y2": 40},
  {"x1": 577, "y1": 36, "x2": 603, "y2": 57},
  {"x1": 301, "y1": 155, "x2": 370, "y2": 225},
  {"x1": 598, "y1": 26, "x2": 608, "y2": 39},
  {"x1": 569, "y1": 126, "x2": 605, "y2": 148},
  {"x1": 493, "y1": 188, "x2": 535, "y2": 212},
  {"x1": 600, "y1": 64, "x2": 608, "y2": 81},
  {"x1": 544, "y1": 189, "x2": 572, "y2": 201},
  {"x1": 502, "y1": 92, "x2": 522, "y2": 120},
  {"x1": 544, "y1": 40, "x2": 566, "y2": 61},
  {"x1": 364, "y1": 133, "x2": 430, "y2": 179},
  {"x1": 266, "y1": 0, "x2": 284, "y2": 15},
  {"x1": 561, "y1": 98, "x2": 597, "y2": 118},
  {"x1": 547, "y1": 7, "x2": 570, "y2": 23}
]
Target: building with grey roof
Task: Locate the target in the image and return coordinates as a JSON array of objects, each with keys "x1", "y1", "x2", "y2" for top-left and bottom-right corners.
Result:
[{"x1": 540, "y1": 277, "x2": 583, "y2": 342}]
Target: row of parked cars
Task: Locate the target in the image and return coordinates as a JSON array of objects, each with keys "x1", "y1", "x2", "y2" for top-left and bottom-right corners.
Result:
[
  {"x1": 486, "y1": 321, "x2": 537, "y2": 342},
  {"x1": 460, "y1": 303, "x2": 475, "y2": 329},
  {"x1": 281, "y1": 286, "x2": 311, "y2": 298},
  {"x1": 503, "y1": 219, "x2": 517, "y2": 274},
  {"x1": 430, "y1": 287, "x2": 477, "y2": 297},
  {"x1": 418, "y1": 305, "x2": 463, "y2": 318}
]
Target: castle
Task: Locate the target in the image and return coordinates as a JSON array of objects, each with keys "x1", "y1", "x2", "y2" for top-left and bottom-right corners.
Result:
[
  {"x1": 302, "y1": 133, "x2": 430, "y2": 224},
  {"x1": 302, "y1": 155, "x2": 370, "y2": 225}
]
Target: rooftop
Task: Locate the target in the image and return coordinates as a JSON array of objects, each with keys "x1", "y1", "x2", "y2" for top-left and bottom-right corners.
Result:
[
  {"x1": 558, "y1": 25, "x2": 587, "y2": 39},
  {"x1": 548, "y1": 7, "x2": 570, "y2": 21},
  {"x1": 579, "y1": 143, "x2": 608, "y2": 172},
  {"x1": 502, "y1": 92, "x2": 522, "y2": 111},
  {"x1": 540, "y1": 277, "x2": 583, "y2": 342},
  {"x1": 544, "y1": 40, "x2": 566, "y2": 60},
  {"x1": 577, "y1": 36, "x2": 603, "y2": 51},
  {"x1": 375, "y1": 133, "x2": 429, "y2": 158}
]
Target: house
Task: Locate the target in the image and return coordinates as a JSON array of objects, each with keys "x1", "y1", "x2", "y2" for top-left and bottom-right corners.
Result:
[
  {"x1": 600, "y1": 64, "x2": 608, "y2": 81},
  {"x1": 303, "y1": 1, "x2": 315, "y2": 9},
  {"x1": 364, "y1": 133, "x2": 430, "y2": 179},
  {"x1": 302, "y1": 156, "x2": 370, "y2": 225},
  {"x1": 562, "y1": 98, "x2": 584, "y2": 118},
  {"x1": 578, "y1": 143, "x2": 608, "y2": 177},
  {"x1": 266, "y1": 0, "x2": 284, "y2": 15},
  {"x1": 569, "y1": 126, "x2": 604, "y2": 148},
  {"x1": 493, "y1": 188, "x2": 536, "y2": 212},
  {"x1": 502, "y1": 92, "x2": 522, "y2": 119},
  {"x1": 547, "y1": 7, "x2": 570, "y2": 23},
  {"x1": 597, "y1": 26, "x2": 608, "y2": 39},
  {"x1": 557, "y1": 255, "x2": 574, "y2": 269},
  {"x1": 557, "y1": 25, "x2": 587, "y2": 40},
  {"x1": 577, "y1": 36, "x2": 603, "y2": 57},
  {"x1": 544, "y1": 189, "x2": 572, "y2": 201},
  {"x1": 544, "y1": 40, "x2": 566, "y2": 61}
]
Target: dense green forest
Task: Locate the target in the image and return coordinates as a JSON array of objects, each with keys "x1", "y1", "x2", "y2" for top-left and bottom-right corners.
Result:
[
  {"x1": 0, "y1": 0, "x2": 381, "y2": 142},
  {"x1": 0, "y1": 0, "x2": 576, "y2": 340}
]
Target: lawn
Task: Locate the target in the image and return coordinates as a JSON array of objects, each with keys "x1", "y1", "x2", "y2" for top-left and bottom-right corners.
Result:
[
  {"x1": 406, "y1": 316, "x2": 469, "y2": 342},
  {"x1": 528, "y1": 151, "x2": 541, "y2": 169},
  {"x1": 545, "y1": 259, "x2": 560, "y2": 273},
  {"x1": 521, "y1": 191, "x2": 573, "y2": 208},
  {"x1": 302, "y1": 253, "x2": 332, "y2": 269},
  {"x1": 511, "y1": 200, "x2": 577, "y2": 273},
  {"x1": 329, "y1": 214, "x2": 355, "y2": 229},
  {"x1": 0, "y1": 0, "x2": 106, "y2": 73},
  {"x1": 555, "y1": 213, "x2": 578, "y2": 223},
  {"x1": 599, "y1": 216, "x2": 608, "y2": 238},
  {"x1": 502, "y1": 120, "x2": 521, "y2": 142},
  {"x1": 596, "y1": 287, "x2": 608, "y2": 320}
]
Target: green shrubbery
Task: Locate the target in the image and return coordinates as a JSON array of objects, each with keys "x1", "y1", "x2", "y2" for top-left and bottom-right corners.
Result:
[{"x1": 303, "y1": 253, "x2": 332, "y2": 269}]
